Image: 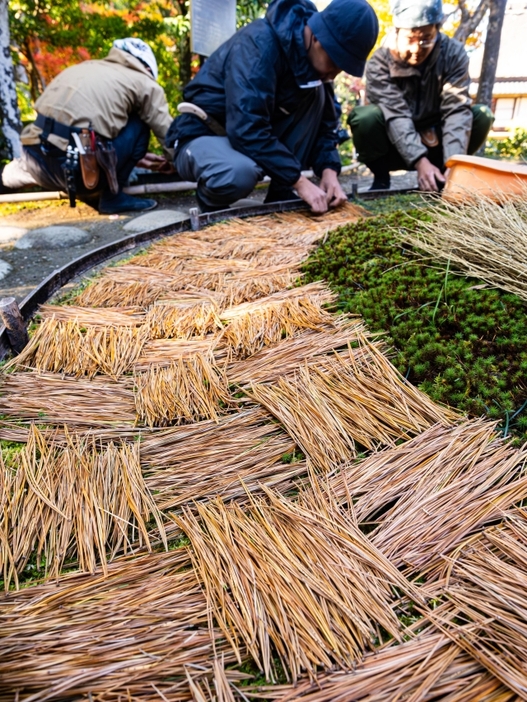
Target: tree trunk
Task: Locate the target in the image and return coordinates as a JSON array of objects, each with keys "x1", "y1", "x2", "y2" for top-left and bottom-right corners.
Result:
[
  {"x1": 476, "y1": 0, "x2": 507, "y2": 107},
  {"x1": 179, "y1": 32, "x2": 192, "y2": 88},
  {"x1": 0, "y1": 0, "x2": 21, "y2": 159},
  {"x1": 174, "y1": 0, "x2": 191, "y2": 90},
  {"x1": 23, "y1": 38, "x2": 47, "y2": 103},
  {"x1": 454, "y1": 0, "x2": 489, "y2": 44}
]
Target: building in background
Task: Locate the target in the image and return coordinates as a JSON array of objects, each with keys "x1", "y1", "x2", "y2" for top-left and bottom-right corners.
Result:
[{"x1": 469, "y1": 0, "x2": 527, "y2": 131}]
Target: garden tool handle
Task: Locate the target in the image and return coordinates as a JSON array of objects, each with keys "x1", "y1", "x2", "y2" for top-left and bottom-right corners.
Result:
[{"x1": 177, "y1": 102, "x2": 226, "y2": 137}]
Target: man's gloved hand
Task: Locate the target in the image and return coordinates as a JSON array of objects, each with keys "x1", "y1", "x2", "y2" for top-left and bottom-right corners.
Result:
[
  {"x1": 415, "y1": 156, "x2": 445, "y2": 192},
  {"x1": 136, "y1": 152, "x2": 175, "y2": 174}
]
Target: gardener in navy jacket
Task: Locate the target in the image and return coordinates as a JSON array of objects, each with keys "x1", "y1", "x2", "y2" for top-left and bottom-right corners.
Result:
[{"x1": 166, "y1": 0, "x2": 378, "y2": 213}]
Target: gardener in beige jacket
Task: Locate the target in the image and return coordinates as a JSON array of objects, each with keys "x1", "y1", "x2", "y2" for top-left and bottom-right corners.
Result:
[
  {"x1": 16, "y1": 38, "x2": 173, "y2": 214},
  {"x1": 349, "y1": 0, "x2": 494, "y2": 191}
]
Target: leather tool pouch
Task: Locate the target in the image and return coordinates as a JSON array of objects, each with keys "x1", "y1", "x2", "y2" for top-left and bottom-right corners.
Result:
[
  {"x1": 420, "y1": 127, "x2": 439, "y2": 148},
  {"x1": 95, "y1": 140, "x2": 119, "y2": 194},
  {"x1": 78, "y1": 129, "x2": 100, "y2": 190}
]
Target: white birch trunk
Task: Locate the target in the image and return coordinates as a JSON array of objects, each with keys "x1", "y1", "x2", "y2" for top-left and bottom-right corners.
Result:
[{"x1": 0, "y1": 0, "x2": 21, "y2": 159}]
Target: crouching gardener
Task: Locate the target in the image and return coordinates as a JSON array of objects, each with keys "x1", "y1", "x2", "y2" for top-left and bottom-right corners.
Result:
[
  {"x1": 166, "y1": 0, "x2": 378, "y2": 213},
  {"x1": 10, "y1": 38, "x2": 173, "y2": 214},
  {"x1": 349, "y1": 0, "x2": 494, "y2": 191}
]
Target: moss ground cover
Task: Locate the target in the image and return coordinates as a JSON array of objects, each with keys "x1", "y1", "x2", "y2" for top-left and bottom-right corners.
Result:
[{"x1": 303, "y1": 205, "x2": 527, "y2": 442}]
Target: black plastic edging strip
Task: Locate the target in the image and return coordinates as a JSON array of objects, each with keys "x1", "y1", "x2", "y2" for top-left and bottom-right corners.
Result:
[{"x1": 0, "y1": 189, "x2": 414, "y2": 360}]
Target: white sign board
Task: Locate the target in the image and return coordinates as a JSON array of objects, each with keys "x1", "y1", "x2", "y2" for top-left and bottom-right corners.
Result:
[{"x1": 191, "y1": 0, "x2": 237, "y2": 57}]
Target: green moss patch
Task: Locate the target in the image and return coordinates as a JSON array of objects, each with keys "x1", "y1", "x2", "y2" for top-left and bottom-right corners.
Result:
[{"x1": 303, "y1": 209, "x2": 527, "y2": 441}]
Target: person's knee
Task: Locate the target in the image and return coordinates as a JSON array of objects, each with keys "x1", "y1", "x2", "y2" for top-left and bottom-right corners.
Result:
[
  {"x1": 348, "y1": 105, "x2": 390, "y2": 164},
  {"x1": 130, "y1": 121, "x2": 150, "y2": 162},
  {"x1": 468, "y1": 104, "x2": 494, "y2": 154},
  {"x1": 114, "y1": 115, "x2": 150, "y2": 165},
  {"x1": 472, "y1": 104, "x2": 495, "y2": 132},
  {"x1": 201, "y1": 160, "x2": 261, "y2": 202},
  {"x1": 348, "y1": 105, "x2": 385, "y2": 139}
]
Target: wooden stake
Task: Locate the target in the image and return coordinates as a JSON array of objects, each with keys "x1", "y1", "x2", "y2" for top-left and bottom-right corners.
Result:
[{"x1": 0, "y1": 297, "x2": 28, "y2": 353}]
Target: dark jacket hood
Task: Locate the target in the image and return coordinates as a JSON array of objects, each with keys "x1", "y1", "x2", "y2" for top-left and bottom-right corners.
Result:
[{"x1": 265, "y1": 0, "x2": 321, "y2": 86}]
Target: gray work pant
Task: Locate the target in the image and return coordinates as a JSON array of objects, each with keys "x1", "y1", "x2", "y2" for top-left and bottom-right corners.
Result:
[{"x1": 175, "y1": 85, "x2": 326, "y2": 209}]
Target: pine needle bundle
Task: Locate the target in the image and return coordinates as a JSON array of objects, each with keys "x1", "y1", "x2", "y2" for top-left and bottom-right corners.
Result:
[
  {"x1": 74, "y1": 267, "x2": 301, "y2": 309},
  {"x1": 425, "y1": 513, "x2": 527, "y2": 699},
  {"x1": 0, "y1": 371, "x2": 136, "y2": 426},
  {"x1": 138, "y1": 255, "x2": 255, "y2": 276},
  {"x1": 10, "y1": 317, "x2": 149, "y2": 378},
  {"x1": 0, "y1": 550, "x2": 242, "y2": 700},
  {"x1": 74, "y1": 278, "x2": 170, "y2": 308},
  {"x1": 219, "y1": 284, "x2": 336, "y2": 358},
  {"x1": 247, "y1": 340, "x2": 454, "y2": 470},
  {"x1": 0, "y1": 452, "x2": 15, "y2": 588},
  {"x1": 367, "y1": 424, "x2": 527, "y2": 577},
  {"x1": 134, "y1": 337, "x2": 228, "y2": 371},
  {"x1": 327, "y1": 420, "x2": 497, "y2": 522},
  {"x1": 146, "y1": 298, "x2": 223, "y2": 339},
  {"x1": 218, "y1": 268, "x2": 302, "y2": 306},
  {"x1": 252, "y1": 630, "x2": 513, "y2": 701},
  {"x1": 138, "y1": 235, "x2": 313, "y2": 270},
  {"x1": 0, "y1": 425, "x2": 166, "y2": 588},
  {"x1": 84, "y1": 260, "x2": 284, "y2": 297},
  {"x1": 401, "y1": 193, "x2": 527, "y2": 302},
  {"x1": 228, "y1": 316, "x2": 368, "y2": 385},
  {"x1": 164, "y1": 204, "x2": 368, "y2": 248},
  {"x1": 142, "y1": 408, "x2": 304, "y2": 510},
  {"x1": 134, "y1": 351, "x2": 230, "y2": 427},
  {"x1": 175, "y1": 488, "x2": 420, "y2": 684},
  {"x1": 37, "y1": 303, "x2": 146, "y2": 324}
]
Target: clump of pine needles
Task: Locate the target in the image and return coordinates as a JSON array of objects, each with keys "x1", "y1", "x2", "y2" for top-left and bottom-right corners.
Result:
[
  {"x1": 134, "y1": 352, "x2": 230, "y2": 427},
  {"x1": 247, "y1": 337, "x2": 455, "y2": 470},
  {"x1": 425, "y1": 511, "x2": 527, "y2": 699},
  {"x1": 402, "y1": 193, "x2": 527, "y2": 301},
  {"x1": 175, "y1": 487, "x2": 420, "y2": 684},
  {"x1": 219, "y1": 284, "x2": 336, "y2": 358},
  {"x1": 0, "y1": 425, "x2": 166, "y2": 588}
]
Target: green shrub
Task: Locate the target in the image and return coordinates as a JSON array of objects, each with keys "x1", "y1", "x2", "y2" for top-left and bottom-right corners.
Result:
[
  {"x1": 303, "y1": 209, "x2": 527, "y2": 441},
  {"x1": 484, "y1": 127, "x2": 527, "y2": 162}
]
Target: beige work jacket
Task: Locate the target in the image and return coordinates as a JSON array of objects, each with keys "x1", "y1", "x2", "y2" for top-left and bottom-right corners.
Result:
[{"x1": 21, "y1": 48, "x2": 172, "y2": 152}]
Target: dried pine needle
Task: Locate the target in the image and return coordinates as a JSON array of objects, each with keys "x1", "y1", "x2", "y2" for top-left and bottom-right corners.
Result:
[
  {"x1": 0, "y1": 425, "x2": 166, "y2": 588},
  {"x1": 0, "y1": 371, "x2": 136, "y2": 427},
  {"x1": 142, "y1": 407, "x2": 303, "y2": 510},
  {"x1": 0, "y1": 550, "x2": 242, "y2": 700},
  {"x1": 219, "y1": 284, "x2": 336, "y2": 358},
  {"x1": 134, "y1": 352, "x2": 230, "y2": 427},
  {"x1": 424, "y1": 512, "x2": 527, "y2": 699},
  {"x1": 246, "y1": 337, "x2": 455, "y2": 470},
  {"x1": 401, "y1": 192, "x2": 527, "y2": 302},
  {"x1": 10, "y1": 317, "x2": 149, "y2": 378},
  {"x1": 175, "y1": 487, "x2": 420, "y2": 683}
]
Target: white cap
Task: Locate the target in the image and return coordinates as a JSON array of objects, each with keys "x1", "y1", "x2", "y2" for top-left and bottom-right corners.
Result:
[{"x1": 113, "y1": 38, "x2": 158, "y2": 80}]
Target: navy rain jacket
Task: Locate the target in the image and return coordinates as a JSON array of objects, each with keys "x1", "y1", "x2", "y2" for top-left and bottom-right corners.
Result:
[{"x1": 165, "y1": 0, "x2": 341, "y2": 187}]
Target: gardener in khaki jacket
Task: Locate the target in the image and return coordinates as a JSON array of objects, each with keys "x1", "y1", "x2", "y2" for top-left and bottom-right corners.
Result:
[
  {"x1": 14, "y1": 38, "x2": 173, "y2": 214},
  {"x1": 349, "y1": 0, "x2": 494, "y2": 191}
]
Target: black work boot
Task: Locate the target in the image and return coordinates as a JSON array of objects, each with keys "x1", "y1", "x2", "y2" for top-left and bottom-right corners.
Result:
[
  {"x1": 195, "y1": 189, "x2": 226, "y2": 213},
  {"x1": 99, "y1": 192, "x2": 157, "y2": 214},
  {"x1": 264, "y1": 181, "x2": 301, "y2": 204},
  {"x1": 365, "y1": 157, "x2": 391, "y2": 191},
  {"x1": 369, "y1": 174, "x2": 391, "y2": 190}
]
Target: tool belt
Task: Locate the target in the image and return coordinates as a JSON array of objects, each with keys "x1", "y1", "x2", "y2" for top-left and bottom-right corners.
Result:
[{"x1": 36, "y1": 112, "x2": 119, "y2": 206}]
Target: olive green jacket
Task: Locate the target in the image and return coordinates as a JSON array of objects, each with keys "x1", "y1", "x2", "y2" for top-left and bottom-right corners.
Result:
[
  {"x1": 21, "y1": 48, "x2": 172, "y2": 153},
  {"x1": 365, "y1": 33, "x2": 473, "y2": 167}
]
